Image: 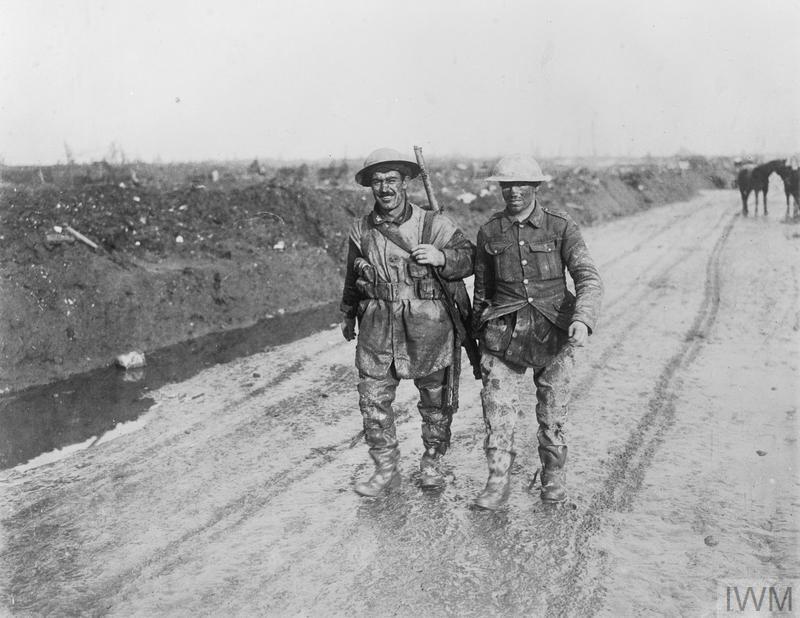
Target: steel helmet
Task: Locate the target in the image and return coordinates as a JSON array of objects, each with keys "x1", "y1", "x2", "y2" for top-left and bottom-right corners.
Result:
[
  {"x1": 485, "y1": 154, "x2": 549, "y2": 183},
  {"x1": 355, "y1": 147, "x2": 421, "y2": 187}
]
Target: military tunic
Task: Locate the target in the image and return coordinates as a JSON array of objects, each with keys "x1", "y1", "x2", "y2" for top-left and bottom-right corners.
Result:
[
  {"x1": 473, "y1": 203, "x2": 602, "y2": 366},
  {"x1": 473, "y1": 202, "x2": 603, "y2": 451},
  {"x1": 341, "y1": 201, "x2": 474, "y2": 379}
]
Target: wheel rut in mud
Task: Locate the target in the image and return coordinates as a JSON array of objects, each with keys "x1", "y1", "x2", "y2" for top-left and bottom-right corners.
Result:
[{"x1": 550, "y1": 210, "x2": 736, "y2": 616}]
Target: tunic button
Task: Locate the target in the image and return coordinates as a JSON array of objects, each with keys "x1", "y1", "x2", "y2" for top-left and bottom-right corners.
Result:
[
  {"x1": 518, "y1": 241, "x2": 525, "y2": 246},
  {"x1": 521, "y1": 259, "x2": 528, "y2": 265},
  {"x1": 523, "y1": 279, "x2": 528, "y2": 284},
  {"x1": 527, "y1": 297, "x2": 534, "y2": 303}
]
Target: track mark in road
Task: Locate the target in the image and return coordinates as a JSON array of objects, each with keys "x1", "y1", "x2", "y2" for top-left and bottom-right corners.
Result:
[
  {"x1": 552, "y1": 211, "x2": 737, "y2": 616},
  {"x1": 598, "y1": 205, "x2": 731, "y2": 318}
]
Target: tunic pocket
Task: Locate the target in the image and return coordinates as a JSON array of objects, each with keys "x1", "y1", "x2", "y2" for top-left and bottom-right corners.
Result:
[
  {"x1": 407, "y1": 261, "x2": 429, "y2": 279},
  {"x1": 484, "y1": 240, "x2": 517, "y2": 281},
  {"x1": 528, "y1": 240, "x2": 562, "y2": 280}
]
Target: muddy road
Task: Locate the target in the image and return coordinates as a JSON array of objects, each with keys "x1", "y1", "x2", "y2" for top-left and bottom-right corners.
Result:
[{"x1": 1, "y1": 190, "x2": 798, "y2": 616}]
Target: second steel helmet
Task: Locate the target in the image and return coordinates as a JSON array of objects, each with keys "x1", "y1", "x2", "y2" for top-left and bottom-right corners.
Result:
[
  {"x1": 354, "y1": 148, "x2": 421, "y2": 187},
  {"x1": 485, "y1": 154, "x2": 549, "y2": 183}
]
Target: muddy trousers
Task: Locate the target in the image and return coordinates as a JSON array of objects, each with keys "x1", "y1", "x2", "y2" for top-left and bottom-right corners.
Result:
[
  {"x1": 479, "y1": 344, "x2": 575, "y2": 454},
  {"x1": 358, "y1": 365, "x2": 452, "y2": 456},
  {"x1": 478, "y1": 345, "x2": 574, "y2": 504}
]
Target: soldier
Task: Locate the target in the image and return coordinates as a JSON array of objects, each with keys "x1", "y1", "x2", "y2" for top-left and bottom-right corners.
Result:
[
  {"x1": 341, "y1": 148, "x2": 475, "y2": 496},
  {"x1": 472, "y1": 154, "x2": 603, "y2": 509}
]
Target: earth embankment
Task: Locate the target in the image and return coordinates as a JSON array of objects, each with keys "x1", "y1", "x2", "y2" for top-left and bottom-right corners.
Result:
[{"x1": 0, "y1": 157, "x2": 732, "y2": 391}]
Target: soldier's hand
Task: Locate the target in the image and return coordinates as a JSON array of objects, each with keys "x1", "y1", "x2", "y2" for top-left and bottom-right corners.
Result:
[
  {"x1": 411, "y1": 244, "x2": 445, "y2": 267},
  {"x1": 341, "y1": 317, "x2": 357, "y2": 341},
  {"x1": 568, "y1": 321, "x2": 589, "y2": 346}
]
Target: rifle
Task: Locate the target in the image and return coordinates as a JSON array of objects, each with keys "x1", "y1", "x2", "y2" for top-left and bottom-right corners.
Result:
[{"x1": 413, "y1": 146, "x2": 481, "y2": 381}]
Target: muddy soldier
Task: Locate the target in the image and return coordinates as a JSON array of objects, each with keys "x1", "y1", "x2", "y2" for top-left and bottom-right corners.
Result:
[
  {"x1": 340, "y1": 148, "x2": 474, "y2": 496},
  {"x1": 473, "y1": 154, "x2": 603, "y2": 509}
]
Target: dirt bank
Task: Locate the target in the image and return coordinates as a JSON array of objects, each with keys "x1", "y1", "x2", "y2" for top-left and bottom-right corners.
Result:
[{"x1": 0, "y1": 157, "x2": 732, "y2": 391}]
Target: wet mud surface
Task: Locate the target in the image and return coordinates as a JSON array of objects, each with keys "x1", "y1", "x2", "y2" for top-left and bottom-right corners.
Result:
[{"x1": 1, "y1": 191, "x2": 798, "y2": 615}]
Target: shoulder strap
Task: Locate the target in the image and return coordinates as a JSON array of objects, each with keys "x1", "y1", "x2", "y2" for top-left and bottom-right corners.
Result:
[{"x1": 373, "y1": 220, "x2": 415, "y2": 254}]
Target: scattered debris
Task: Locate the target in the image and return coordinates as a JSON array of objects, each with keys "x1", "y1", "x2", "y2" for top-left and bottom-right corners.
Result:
[
  {"x1": 45, "y1": 233, "x2": 75, "y2": 245},
  {"x1": 703, "y1": 535, "x2": 719, "y2": 547},
  {"x1": 273, "y1": 240, "x2": 286, "y2": 251},
  {"x1": 64, "y1": 226, "x2": 99, "y2": 251},
  {"x1": 115, "y1": 350, "x2": 146, "y2": 369}
]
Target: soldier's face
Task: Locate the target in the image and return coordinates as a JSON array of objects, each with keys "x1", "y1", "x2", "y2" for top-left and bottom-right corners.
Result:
[
  {"x1": 500, "y1": 182, "x2": 536, "y2": 215},
  {"x1": 371, "y1": 169, "x2": 408, "y2": 213}
]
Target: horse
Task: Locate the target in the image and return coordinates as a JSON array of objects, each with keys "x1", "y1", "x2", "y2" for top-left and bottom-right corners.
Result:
[
  {"x1": 737, "y1": 165, "x2": 755, "y2": 215},
  {"x1": 777, "y1": 158, "x2": 799, "y2": 219},
  {"x1": 738, "y1": 159, "x2": 786, "y2": 216}
]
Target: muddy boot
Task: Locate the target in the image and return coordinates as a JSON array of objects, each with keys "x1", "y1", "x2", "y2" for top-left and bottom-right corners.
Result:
[
  {"x1": 417, "y1": 385, "x2": 451, "y2": 490},
  {"x1": 538, "y1": 445, "x2": 567, "y2": 503},
  {"x1": 474, "y1": 449, "x2": 514, "y2": 510},
  {"x1": 354, "y1": 447, "x2": 401, "y2": 497},
  {"x1": 419, "y1": 446, "x2": 445, "y2": 489}
]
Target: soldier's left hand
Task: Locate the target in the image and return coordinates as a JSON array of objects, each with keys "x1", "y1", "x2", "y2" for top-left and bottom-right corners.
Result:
[
  {"x1": 568, "y1": 321, "x2": 589, "y2": 346},
  {"x1": 411, "y1": 244, "x2": 445, "y2": 267}
]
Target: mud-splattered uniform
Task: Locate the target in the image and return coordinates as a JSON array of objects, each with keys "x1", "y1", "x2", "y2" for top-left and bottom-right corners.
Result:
[
  {"x1": 341, "y1": 201, "x2": 474, "y2": 460},
  {"x1": 473, "y1": 202, "x2": 602, "y2": 460}
]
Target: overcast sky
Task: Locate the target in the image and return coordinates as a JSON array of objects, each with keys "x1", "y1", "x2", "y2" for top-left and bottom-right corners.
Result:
[{"x1": 2, "y1": 0, "x2": 799, "y2": 164}]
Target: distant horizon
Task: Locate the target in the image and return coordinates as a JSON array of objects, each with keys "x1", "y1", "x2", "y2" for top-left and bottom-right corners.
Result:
[{"x1": 0, "y1": 150, "x2": 789, "y2": 169}]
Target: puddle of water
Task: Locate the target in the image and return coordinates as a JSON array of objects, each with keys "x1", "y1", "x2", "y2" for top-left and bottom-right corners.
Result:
[{"x1": 0, "y1": 301, "x2": 340, "y2": 471}]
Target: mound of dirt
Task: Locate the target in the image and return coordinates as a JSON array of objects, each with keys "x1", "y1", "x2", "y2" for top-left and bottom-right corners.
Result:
[{"x1": 0, "y1": 157, "x2": 734, "y2": 391}]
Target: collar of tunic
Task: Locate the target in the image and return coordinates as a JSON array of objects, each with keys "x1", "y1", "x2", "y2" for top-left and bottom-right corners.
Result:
[
  {"x1": 490, "y1": 201, "x2": 544, "y2": 231},
  {"x1": 370, "y1": 198, "x2": 412, "y2": 226}
]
